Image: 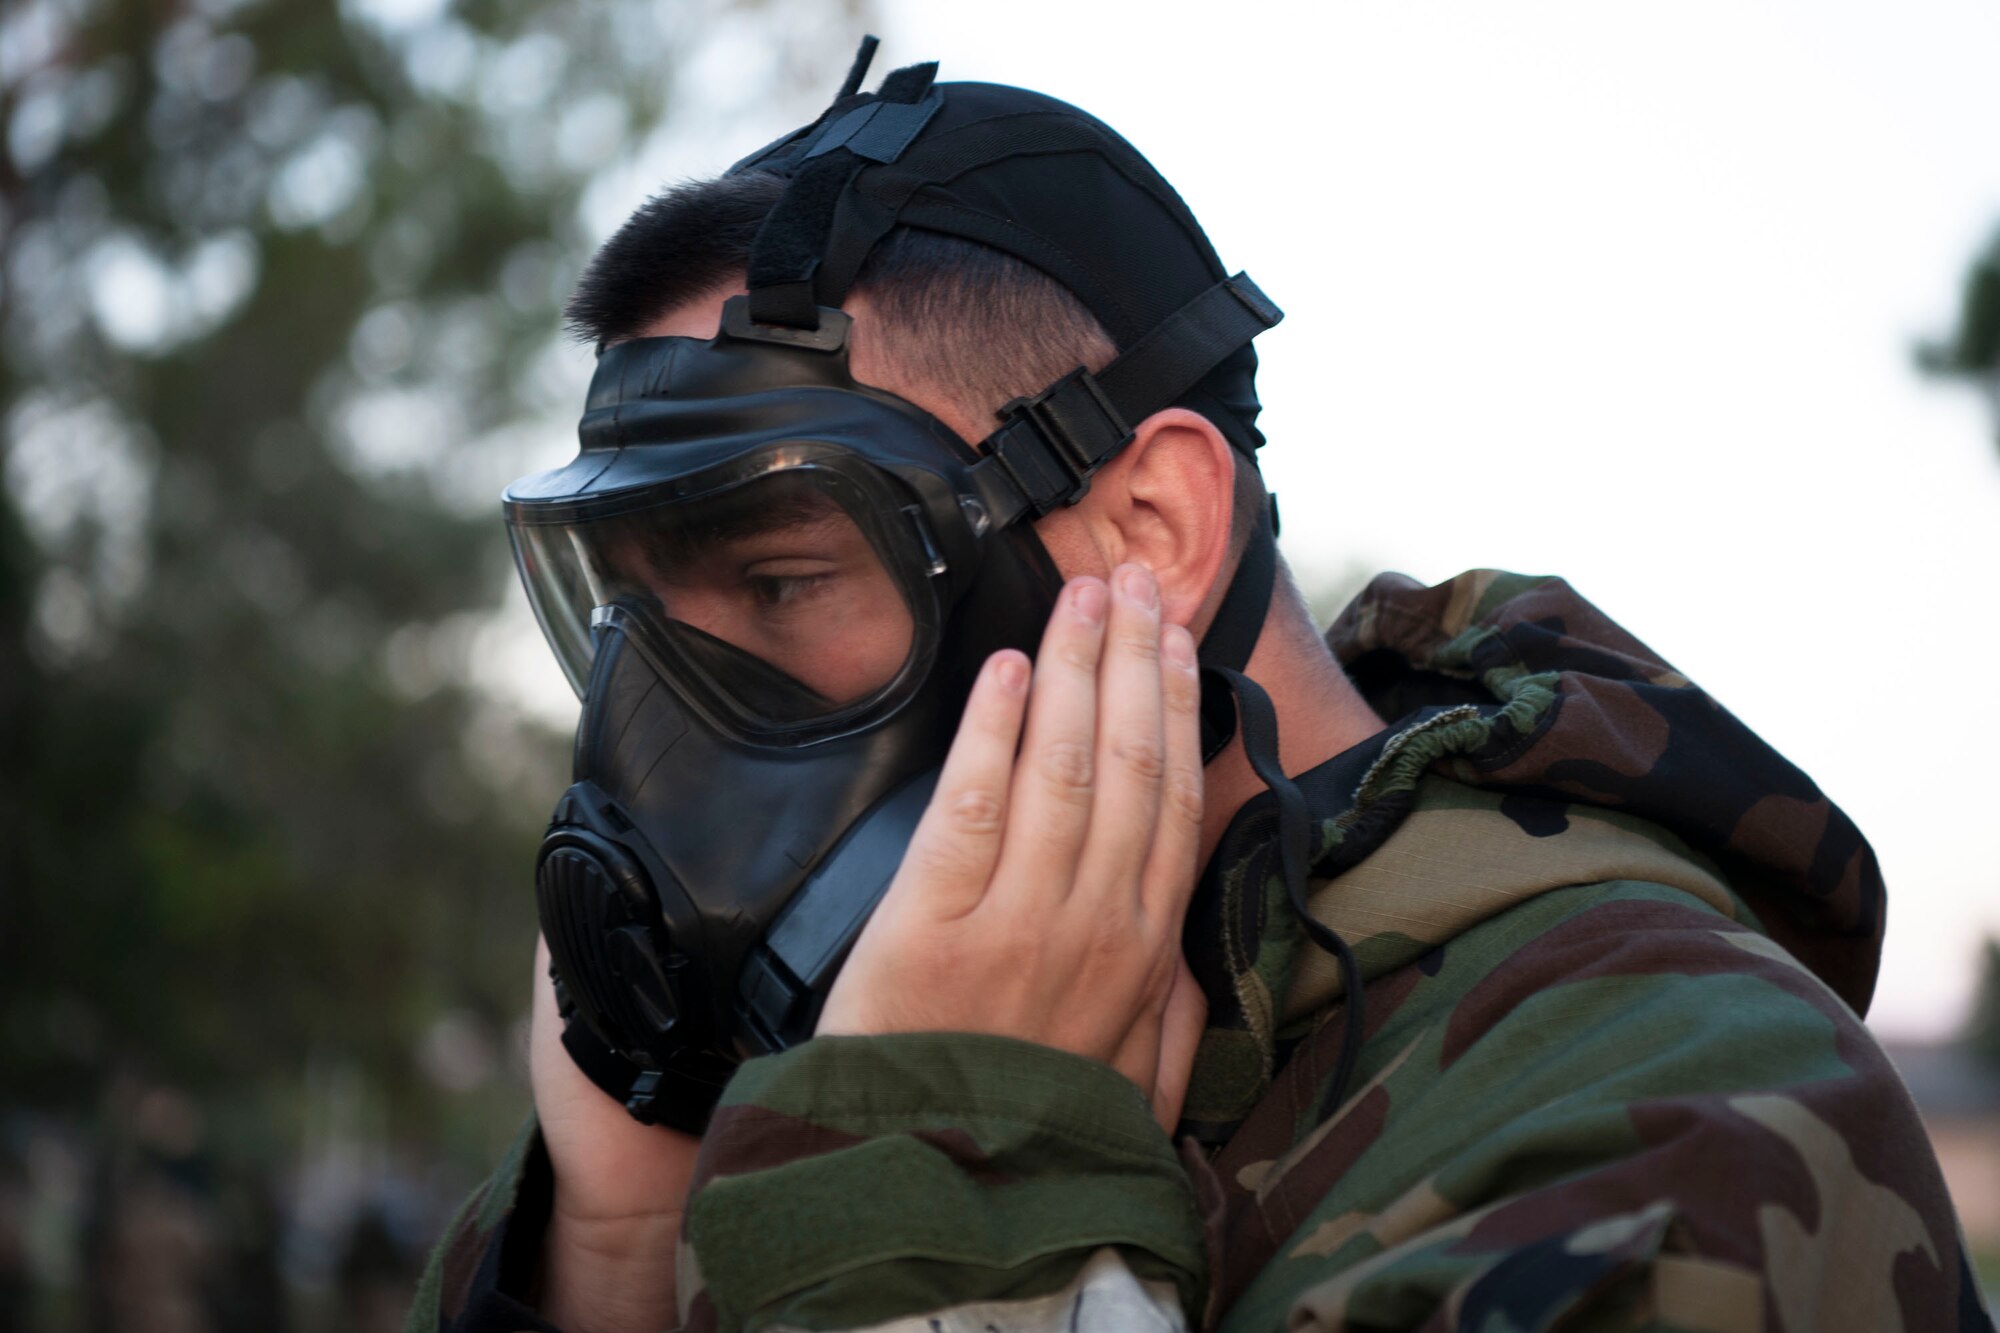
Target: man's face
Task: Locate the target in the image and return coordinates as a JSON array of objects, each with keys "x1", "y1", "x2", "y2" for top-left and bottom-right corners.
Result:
[{"x1": 595, "y1": 473, "x2": 914, "y2": 707}]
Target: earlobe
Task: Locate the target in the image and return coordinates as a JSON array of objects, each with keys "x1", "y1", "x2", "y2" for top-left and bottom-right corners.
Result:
[{"x1": 1103, "y1": 408, "x2": 1237, "y2": 632}]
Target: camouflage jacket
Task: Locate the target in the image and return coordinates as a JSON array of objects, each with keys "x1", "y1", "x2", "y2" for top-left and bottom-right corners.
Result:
[{"x1": 411, "y1": 571, "x2": 1994, "y2": 1332}]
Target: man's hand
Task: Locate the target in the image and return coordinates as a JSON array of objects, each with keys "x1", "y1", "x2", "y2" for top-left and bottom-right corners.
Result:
[
  {"x1": 530, "y1": 934, "x2": 698, "y2": 1329},
  {"x1": 819, "y1": 564, "x2": 1210, "y2": 1130}
]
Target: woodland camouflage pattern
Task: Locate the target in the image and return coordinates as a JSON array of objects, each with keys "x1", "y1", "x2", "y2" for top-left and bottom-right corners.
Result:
[{"x1": 411, "y1": 571, "x2": 1995, "y2": 1332}]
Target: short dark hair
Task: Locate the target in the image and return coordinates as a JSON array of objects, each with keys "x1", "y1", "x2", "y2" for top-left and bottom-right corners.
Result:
[
  {"x1": 566, "y1": 173, "x2": 1265, "y2": 553},
  {"x1": 566, "y1": 172, "x2": 788, "y2": 344},
  {"x1": 566, "y1": 172, "x2": 1117, "y2": 420}
]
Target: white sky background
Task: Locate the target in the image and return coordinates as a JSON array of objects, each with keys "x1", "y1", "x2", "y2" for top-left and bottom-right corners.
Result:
[{"x1": 551, "y1": 1, "x2": 2000, "y2": 1038}]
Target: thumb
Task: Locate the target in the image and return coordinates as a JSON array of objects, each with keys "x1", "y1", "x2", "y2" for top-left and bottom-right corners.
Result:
[{"x1": 1149, "y1": 957, "x2": 1208, "y2": 1133}]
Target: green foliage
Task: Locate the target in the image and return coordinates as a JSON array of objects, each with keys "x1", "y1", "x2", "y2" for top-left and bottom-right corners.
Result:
[
  {"x1": 1923, "y1": 228, "x2": 2000, "y2": 377},
  {"x1": 1918, "y1": 225, "x2": 2000, "y2": 448},
  {"x1": 1961, "y1": 938, "x2": 2000, "y2": 1074},
  {"x1": 0, "y1": 0, "x2": 869, "y2": 1173}
]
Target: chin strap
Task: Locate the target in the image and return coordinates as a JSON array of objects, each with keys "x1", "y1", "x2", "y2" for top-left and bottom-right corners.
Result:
[
  {"x1": 1195, "y1": 505, "x2": 1368, "y2": 1122},
  {"x1": 1194, "y1": 494, "x2": 1275, "y2": 759}
]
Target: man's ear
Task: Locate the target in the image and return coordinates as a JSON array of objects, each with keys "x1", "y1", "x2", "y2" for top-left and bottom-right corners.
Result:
[{"x1": 1085, "y1": 407, "x2": 1237, "y2": 630}]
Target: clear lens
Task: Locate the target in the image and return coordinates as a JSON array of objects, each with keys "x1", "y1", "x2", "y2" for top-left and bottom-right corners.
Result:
[
  {"x1": 512, "y1": 522, "x2": 598, "y2": 697},
  {"x1": 509, "y1": 461, "x2": 934, "y2": 742}
]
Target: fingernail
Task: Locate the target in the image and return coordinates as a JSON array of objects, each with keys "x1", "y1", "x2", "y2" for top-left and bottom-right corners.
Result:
[
  {"x1": 1163, "y1": 624, "x2": 1196, "y2": 669},
  {"x1": 1072, "y1": 579, "x2": 1108, "y2": 624},
  {"x1": 994, "y1": 653, "x2": 1029, "y2": 694},
  {"x1": 1118, "y1": 564, "x2": 1159, "y2": 611}
]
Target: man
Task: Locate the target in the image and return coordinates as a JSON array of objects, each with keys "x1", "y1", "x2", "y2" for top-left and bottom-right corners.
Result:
[{"x1": 414, "y1": 52, "x2": 1991, "y2": 1333}]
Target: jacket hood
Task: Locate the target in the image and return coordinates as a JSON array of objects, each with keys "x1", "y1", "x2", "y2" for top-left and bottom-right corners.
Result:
[
  {"x1": 1329, "y1": 569, "x2": 1883, "y2": 1009},
  {"x1": 1180, "y1": 570, "x2": 1885, "y2": 1133}
]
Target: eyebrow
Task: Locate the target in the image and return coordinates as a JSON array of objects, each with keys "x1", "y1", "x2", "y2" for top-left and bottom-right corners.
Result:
[
  {"x1": 609, "y1": 490, "x2": 852, "y2": 580},
  {"x1": 692, "y1": 493, "x2": 845, "y2": 546}
]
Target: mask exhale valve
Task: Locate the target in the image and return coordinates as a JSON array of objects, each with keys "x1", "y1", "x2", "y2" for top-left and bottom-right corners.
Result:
[{"x1": 538, "y1": 825, "x2": 684, "y2": 1052}]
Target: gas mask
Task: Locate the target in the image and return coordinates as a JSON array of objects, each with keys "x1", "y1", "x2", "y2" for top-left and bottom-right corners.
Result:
[{"x1": 505, "y1": 48, "x2": 1289, "y2": 1132}]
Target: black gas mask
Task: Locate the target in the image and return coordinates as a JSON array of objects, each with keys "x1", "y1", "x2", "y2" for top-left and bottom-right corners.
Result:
[{"x1": 505, "y1": 46, "x2": 1295, "y2": 1132}]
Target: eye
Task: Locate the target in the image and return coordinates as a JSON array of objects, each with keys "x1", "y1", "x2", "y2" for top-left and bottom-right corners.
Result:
[{"x1": 748, "y1": 572, "x2": 828, "y2": 608}]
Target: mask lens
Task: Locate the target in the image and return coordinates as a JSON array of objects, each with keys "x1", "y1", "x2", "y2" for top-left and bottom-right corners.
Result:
[
  {"x1": 590, "y1": 473, "x2": 913, "y2": 719},
  {"x1": 510, "y1": 461, "x2": 936, "y2": 741}
]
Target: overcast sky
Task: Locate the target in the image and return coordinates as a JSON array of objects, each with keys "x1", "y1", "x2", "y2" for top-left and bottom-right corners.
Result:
[
  {"x1": 546, "y1": 1, "x2": 2000, "y2": 1039},
  {"x1": 895, "y1": 2, "x2": 2000, "y2": 1040}
]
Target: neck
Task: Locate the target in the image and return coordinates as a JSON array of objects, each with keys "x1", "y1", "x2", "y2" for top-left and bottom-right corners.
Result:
[{"x1": 1196, "y1": 579, "x2": 1385, "y2": 870}]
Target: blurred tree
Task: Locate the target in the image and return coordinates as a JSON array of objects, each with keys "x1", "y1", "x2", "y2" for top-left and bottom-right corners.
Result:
[
  {"x1": 1962, "y1": 937, "x2": 2000, "y2": 1074},
  {"x1": 0, "y1": 0, "x2": 870, "y2": 1264},
  {"x1": 1917, "y1": 225, "x2": 2000, "y2": 448},
  {"x1": 1928, "y1": 231, "x2": 2000, "y2": 1077}
]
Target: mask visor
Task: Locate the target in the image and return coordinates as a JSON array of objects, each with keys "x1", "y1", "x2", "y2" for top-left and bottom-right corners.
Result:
[{"x1": 509, "y1": 456, "x2": 941, "y2": 745}]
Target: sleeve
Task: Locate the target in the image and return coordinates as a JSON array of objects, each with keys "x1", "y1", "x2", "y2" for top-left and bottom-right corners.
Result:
[
  {"x1": 675, "y1": 1032, "x2": 1208, "y2": 1333},
  {"x1": 404, "y1": 1118, "x2": 562, "y2": 1333},
  {"x1": 1203, "y1": 893, "x2": 1989, "y2": 1333}
]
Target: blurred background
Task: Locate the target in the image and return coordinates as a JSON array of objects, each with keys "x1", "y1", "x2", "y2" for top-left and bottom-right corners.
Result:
[{"x1": 2, "y1": 0, "x2": 1997, "y2": 1325}]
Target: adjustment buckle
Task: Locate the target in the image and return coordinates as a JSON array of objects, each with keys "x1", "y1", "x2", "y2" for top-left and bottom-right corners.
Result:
[
  {"x1": 723, "y1": 294, "x2": 850, "y2": 350},
  {"x1": 988, "y1": 367, "x2": 1133, "y2": 517}
]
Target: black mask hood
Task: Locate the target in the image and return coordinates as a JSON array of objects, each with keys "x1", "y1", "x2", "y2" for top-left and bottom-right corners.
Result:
[{"x1": 514, "y1": 43, "x2": 1301, "y2": 1132}]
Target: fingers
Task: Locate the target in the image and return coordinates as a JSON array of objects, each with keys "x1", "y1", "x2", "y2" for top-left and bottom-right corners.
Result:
[
  {"x1": 529, "y1": 934, "x2": 562, "y2": 1082},
  {"x1": 1072, "y1": 564, "x2": 1167, "y2": 910},
  {"x1": 828, "y1": 564, "x2": 1210, "y2": 1090},
  {"x1": 1110, "y1": 1005, "x2": 1162, "y2": 1117},
  {"x1": 990, "y1": 577, "x2": 1109, "y2": 900},
  {"x1": 1112, "y1": 952, "x2": 1209, "y2": 1133},
  {"x1": 1150, "y1": 956, "x2": 1208, "y2": 1132},
  {"x1": 1139, "y1": 620, "x2": 1204, "y2": 926},
  {"x1": 890, "y1": 649, "x2": 1032, "y2": 920}
]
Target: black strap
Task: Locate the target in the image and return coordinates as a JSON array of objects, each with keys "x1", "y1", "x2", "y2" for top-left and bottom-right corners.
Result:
[
  {"x1": 805, "y1": 90, "x2": 943, "y2": 164},
  {"x1": 813, "y1": 116, "x2": 1144, "y2": 315},
  {"x1": 1097, "y1": 274, "x2": 1282, "y2": 426},
  {"x1": 1212, "y1": 666, "x2": 1368, "y2": 1124},
  {"x1": 1201, "y1": 496, "x2": 1275, "y2": 673},
  {"x1": 1194, "y1": 505, "x2": 1275, "y2": 760},
  {"x1": 745, "y1": 151, "x2": 863, "y2": 327},
  {"x1": 744, "y1": 64, "x2": 942, "y2": 328},
  {"x1": 835, "y1": 34, "x2": 879, "y2": 100},
  {"x1": 968, "y1": 273, "x2": 1283, "y2": 524},
  {"x1": 722, "y1": 36, "x2": 888, "y2": 181}
]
